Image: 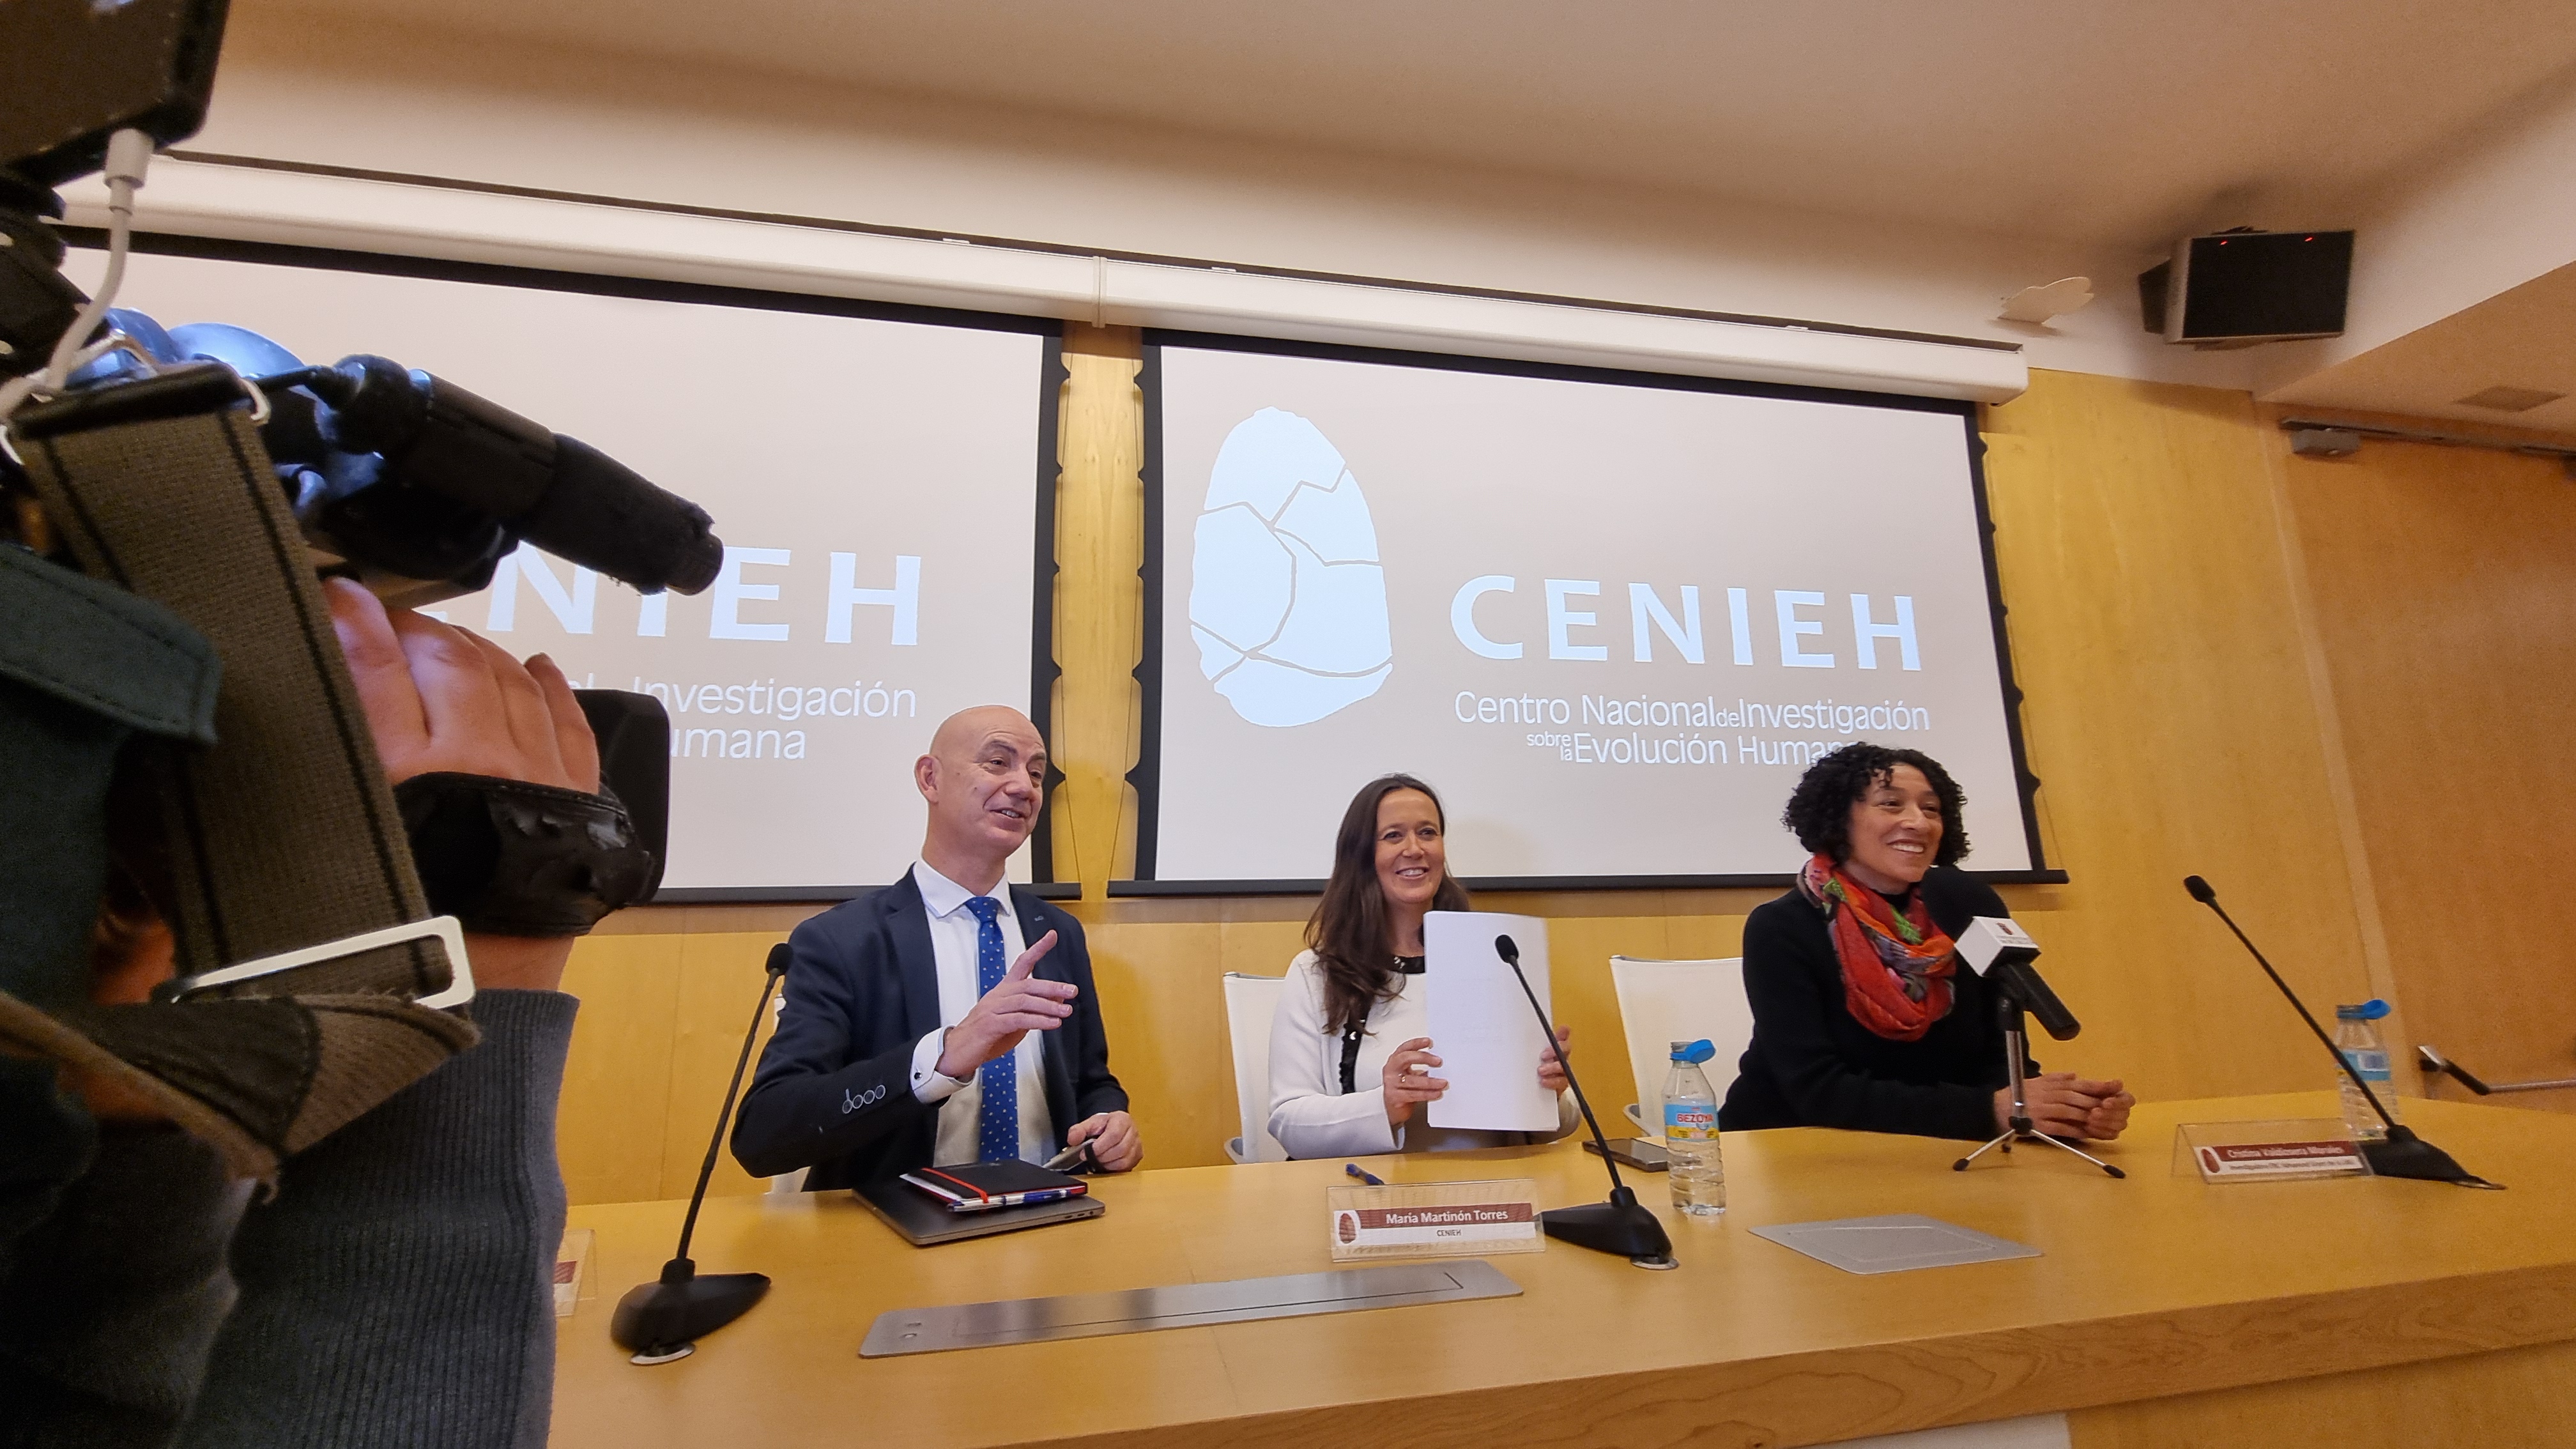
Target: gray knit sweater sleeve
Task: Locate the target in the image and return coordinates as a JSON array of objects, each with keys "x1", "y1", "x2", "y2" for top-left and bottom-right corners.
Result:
[{"x1": 179, "y1": 990, "x2": 579, "y2": 1449}]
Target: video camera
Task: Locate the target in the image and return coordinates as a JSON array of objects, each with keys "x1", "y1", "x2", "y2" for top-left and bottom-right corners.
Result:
[
  {"x1": 2, "y1": 0, "x2": 723, "y2": 607},
  {"x1": 78, "y1": 312, "x2": 726, "y2": 606},
  {"x1": 4, "y1": 0, "x2": 716, "y2": 996}
]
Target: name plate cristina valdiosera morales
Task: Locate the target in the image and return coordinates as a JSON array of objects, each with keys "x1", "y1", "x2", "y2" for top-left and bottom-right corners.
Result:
[
  {"x1": 2172, "y1": 1119, "x2": 2372, "y2": 1183},
  {"x1": 1328, "y1": 1178, "x2": 1545, "y2": 1262}
]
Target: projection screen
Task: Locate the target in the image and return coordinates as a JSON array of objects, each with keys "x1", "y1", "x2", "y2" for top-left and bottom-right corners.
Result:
[
  {"x1": 1134, "y1": 334, "x2": 2048, "y2": 891},
  {"x1": 66, "y1": 238, "x2": 1061, "y2": 898}
]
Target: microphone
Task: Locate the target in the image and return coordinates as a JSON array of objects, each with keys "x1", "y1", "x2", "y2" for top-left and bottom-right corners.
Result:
[
  {"x1": 1492, "y1": 934, "x2": 1675, "y2": 1269},
  {"x1": 611, "y1": 942, "x2": 792, "y2": 1362},
  {"x1": 1956, "y1": 917, "x2": 2080, "y2": 1041},
  {"x1": 2181, "y1": 876, "x2": 2497, "y2": 1188},
  {"x1": 1948, "y1": 917, "x2": 2123, "y2": 1178}
]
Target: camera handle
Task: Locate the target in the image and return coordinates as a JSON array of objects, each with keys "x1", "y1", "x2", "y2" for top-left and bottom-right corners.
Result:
[{"x1": 8, "y1": 369, "x2": 464, "y2": 1000}]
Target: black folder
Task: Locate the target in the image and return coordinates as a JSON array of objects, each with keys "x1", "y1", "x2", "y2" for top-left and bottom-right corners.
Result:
[{"x1": 856, "y1": 1174, "x2": 1103, "y2": 1246}]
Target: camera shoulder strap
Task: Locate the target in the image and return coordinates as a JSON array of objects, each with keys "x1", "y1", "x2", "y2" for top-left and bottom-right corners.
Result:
[{"x1": 10, "y1": 367, "x2": 452, "y2": 998}]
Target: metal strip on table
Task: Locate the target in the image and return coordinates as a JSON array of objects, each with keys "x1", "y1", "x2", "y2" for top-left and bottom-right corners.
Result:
[{"x1": 859, "y1": 1259, "x2": 1521, "y2": 1356}]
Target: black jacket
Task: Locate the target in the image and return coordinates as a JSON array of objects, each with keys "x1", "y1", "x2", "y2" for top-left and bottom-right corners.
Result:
[
  {"x1": 730, "y1": 873, "x2": 1126, "y2": 1190},
  {"x1": 1718, "y1": 867, "x2": 2019, "y2": 1141}
]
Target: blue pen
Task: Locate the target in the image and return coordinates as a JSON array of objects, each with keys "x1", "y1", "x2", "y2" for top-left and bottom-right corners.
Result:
[
  {"x1": 953, "y1": 1186, "x2": 1075, "y2": 1213},
  {"x1": 1344, "y1": 1163, "x2": 1386, "y2": 1187}
]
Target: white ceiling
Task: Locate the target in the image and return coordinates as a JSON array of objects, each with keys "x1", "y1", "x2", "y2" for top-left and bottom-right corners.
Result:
[
  {"x1": 2271, "y1": 259, "x2": 2576, "y2": 433},
  {"x1": 265, "y1": 0, "x2": 2576, "y2": 249}
]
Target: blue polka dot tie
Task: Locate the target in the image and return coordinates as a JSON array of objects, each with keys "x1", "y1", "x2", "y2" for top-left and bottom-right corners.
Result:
[{"x1": 963, "y1": 896, "x2": 1018, "y2": 1163}]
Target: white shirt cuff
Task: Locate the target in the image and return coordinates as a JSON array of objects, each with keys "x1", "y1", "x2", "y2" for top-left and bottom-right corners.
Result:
[{"x1": 910, "y1": 1028, "x2": 969, "y2": 1103}]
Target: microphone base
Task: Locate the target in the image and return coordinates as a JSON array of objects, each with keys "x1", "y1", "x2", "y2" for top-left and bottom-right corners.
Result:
[
  {"x1": 1953, "y1": 1128, "x2": 2127, "y2": 1179},
  {"x1": 1541, "y1": 1186, "x2": 1676, "y2": 1269},
  {"x1": 2363, "y1": 1126, "x2": 2500, "y2": 1188},
  {"x1": 610, "y1": 1262, "x2": 772, "y2": 1363}
]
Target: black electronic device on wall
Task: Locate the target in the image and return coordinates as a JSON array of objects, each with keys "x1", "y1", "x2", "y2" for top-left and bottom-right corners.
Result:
[{"x1": 2138, "y1": 229, "x2": 2353, "y2": 346}]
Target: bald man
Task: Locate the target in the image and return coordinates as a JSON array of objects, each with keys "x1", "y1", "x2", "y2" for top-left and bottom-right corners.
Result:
[{"x1": 732, "y1": 707, "x2": 1138, "y2": 1190}]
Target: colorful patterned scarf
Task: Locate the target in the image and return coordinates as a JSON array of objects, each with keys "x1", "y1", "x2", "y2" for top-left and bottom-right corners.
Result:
[{"x1": 1797, "y1": 853, "x2": 1958, "y2": 1041}]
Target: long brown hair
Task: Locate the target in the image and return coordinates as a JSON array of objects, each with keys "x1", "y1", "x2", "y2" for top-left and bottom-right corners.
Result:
[{"x1": 1306, "y1": 774, "x2": 1471, "y2": 1034}]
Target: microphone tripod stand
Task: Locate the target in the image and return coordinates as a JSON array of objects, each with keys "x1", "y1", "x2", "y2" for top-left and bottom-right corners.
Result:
[{"x1": 1954, "y1": 992, "x2": 2126, "y2": 1179}]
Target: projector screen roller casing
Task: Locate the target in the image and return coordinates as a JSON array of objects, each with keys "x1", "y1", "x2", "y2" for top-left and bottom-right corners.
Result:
[
  {"x1": 66, "y1": 235, "x2": 1063, "y2": 899},
  {"x1": 1133, "y1": 334, "x2": 2048, "y2": 891}
]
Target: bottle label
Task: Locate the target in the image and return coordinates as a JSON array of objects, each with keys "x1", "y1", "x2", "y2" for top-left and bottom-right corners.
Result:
[
  {"x1": 2342, "y1": 1048, "x2": 2392, "y2": 1083},
  {"x1": 1665, "y1": 1103, "x2": 1716, "y2": 1141}
]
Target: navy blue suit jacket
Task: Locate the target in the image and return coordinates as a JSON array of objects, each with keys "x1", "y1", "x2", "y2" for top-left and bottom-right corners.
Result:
[{"x1": 729, "y1": 873, "x2": 1126, "y2": 1192}]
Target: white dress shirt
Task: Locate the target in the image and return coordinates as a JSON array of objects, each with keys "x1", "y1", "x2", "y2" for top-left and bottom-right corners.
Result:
[
  {"x1": 1266, "y1": 949, "x2": 1577, "y2": 1160},
  {"x1": 903, "y1": 860, "x2": 1054, "y2": 1166}
]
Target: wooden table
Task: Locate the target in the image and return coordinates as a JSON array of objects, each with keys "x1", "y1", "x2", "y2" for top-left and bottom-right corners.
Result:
[{"x1": 553, "y1": 1094, "x2": 2576, "y2": 1448}]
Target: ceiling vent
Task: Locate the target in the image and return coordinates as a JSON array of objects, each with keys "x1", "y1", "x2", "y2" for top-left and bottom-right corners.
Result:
[{"x1": 2454, "y1": 385, "x2": 2566, "y2": 413}]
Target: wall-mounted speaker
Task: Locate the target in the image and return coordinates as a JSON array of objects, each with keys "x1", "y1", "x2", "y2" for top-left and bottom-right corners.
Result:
[{"x1": 2138, "y1": 229, "x2": 2352, "y2": 345}]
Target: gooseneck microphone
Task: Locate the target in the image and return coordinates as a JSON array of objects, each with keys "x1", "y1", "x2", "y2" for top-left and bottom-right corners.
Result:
[
  {"x1": 611, "y1": 942, "x2": 792, "y2": 1363},
  {"x1": 1492, "y1": 935, "x2": 1676, "y2": 1269},
  {"x1": 2182, "y1": 876, "x2": 2497, "y2": 1188}
]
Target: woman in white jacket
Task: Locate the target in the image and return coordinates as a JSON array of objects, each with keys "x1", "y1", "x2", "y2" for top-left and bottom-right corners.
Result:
[{"x1": 1266, "y1": 774, "x2": 1579, "y2": 1158}]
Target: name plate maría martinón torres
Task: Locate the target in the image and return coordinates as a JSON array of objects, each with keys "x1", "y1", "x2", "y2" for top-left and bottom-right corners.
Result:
[{"x1": 1327, "y1": 1177, "x2": 1545, "y2": 1261}]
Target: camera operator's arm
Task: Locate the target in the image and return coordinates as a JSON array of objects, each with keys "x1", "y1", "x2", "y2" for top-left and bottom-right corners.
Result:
[{"x1": 181, "y1": 581, "x2": 595, "y2": 1449}]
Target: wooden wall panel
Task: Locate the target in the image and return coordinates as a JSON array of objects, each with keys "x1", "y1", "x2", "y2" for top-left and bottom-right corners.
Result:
[
  {"x1": 551, "y1": 360, "x2": 2402, "y2": 1204},
  {"x1": 1975, "y1": 372, "x2": 2383, "y2": 1106},
  {"x1": 2271, "y1": 415, "x2": 2576, "y2": 1114},
  {"x1": 1075, "y1": 902, "x2": 1230, "y2": 1169},
  {"x1": 1052, "y1": 328, "x2": 1146, "y2": 898},
  {"x1": 555, "y1": 933, "x2": 685, "y2": 1206},
  {"x1": 654, "y1": 932, "x2": 795, "y2": 1200}
]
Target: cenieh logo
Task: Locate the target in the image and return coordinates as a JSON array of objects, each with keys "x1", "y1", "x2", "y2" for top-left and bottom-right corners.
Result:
[{"x1": 1187, "y1": 408, "x2": 1393, "y2": 726}]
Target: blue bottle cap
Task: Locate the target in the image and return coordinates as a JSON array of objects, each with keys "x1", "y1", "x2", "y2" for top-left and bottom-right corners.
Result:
[
  {"x1": 2333, "y1": 999, "x2": 2391, "y2": 1022},
  {"x1": 1669, "y1": 1039, "x2": 1716, "y2": 1064}
]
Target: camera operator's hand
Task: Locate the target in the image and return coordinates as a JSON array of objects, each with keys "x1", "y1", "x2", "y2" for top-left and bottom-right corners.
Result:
[
  {"x1": 326, "y1": 579, "x2": 597, "y2": 793},
  {"x1": 326, "y1": 579, "x2": 599, "y2": 992}
]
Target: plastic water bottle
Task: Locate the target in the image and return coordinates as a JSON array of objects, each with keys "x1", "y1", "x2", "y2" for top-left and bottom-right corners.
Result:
[
  {"x1": 1662, "y1": 1039, "x2": 1726, "y2": 1217},
  {"x1": 2333, "y1": 1000, "x2": 2402, "y2": 1142}
]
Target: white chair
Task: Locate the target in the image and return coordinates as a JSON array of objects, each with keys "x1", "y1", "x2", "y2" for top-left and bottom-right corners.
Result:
[
  {"x1": 1221, "y1": 972, "x2": 1289, "y2": 1163},
  {"x1": 1609, "y1": 956, "x2": 1754, "y2": 1133}
]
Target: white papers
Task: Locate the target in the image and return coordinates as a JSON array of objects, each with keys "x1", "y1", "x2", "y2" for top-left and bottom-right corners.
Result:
[{"x1": 1422, "y1": 912, "x2": 1558, "y2": 1132}]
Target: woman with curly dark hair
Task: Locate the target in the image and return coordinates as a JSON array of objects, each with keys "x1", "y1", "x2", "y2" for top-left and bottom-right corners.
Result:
[
  {"x1": 1265, "y1": 774, "x2": 1577, "y2": 1158},
  {"x1": 1717, "y1": 744, "x2": 2135, "y2": 1142}
]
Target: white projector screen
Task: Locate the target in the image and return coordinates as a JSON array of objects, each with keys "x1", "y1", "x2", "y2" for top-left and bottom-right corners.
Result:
[
  {"x1": 68, "y1": 238, "x2": 1061, "y2": 898},
  {"x1": 1135, "y1": 334, "x2": 2047, "y2": 891}
]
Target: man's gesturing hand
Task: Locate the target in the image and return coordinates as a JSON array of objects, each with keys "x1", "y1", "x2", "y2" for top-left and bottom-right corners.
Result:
[{"x1": 935, "y1": 930, "x2": 1070, "y2": 1080}]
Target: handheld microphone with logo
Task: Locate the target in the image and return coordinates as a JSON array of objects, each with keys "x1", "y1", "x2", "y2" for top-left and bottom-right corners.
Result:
[
  {"x1": 1952, "y1": 917, "x2": 2124, "y2": 1178},
  {"x1": 1492, "y1": 934, "x2": 1676, "y2": 1269},
  {"x1": 610, "y1": 941, "x2": 792, "y2": 1363},
  {"x1": 2182, "y1": 877, "x2": 2497, "y2": 1188},
  {"x1": 1958, "y1": 917, "x2": 2082, "y2": 1041}
]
